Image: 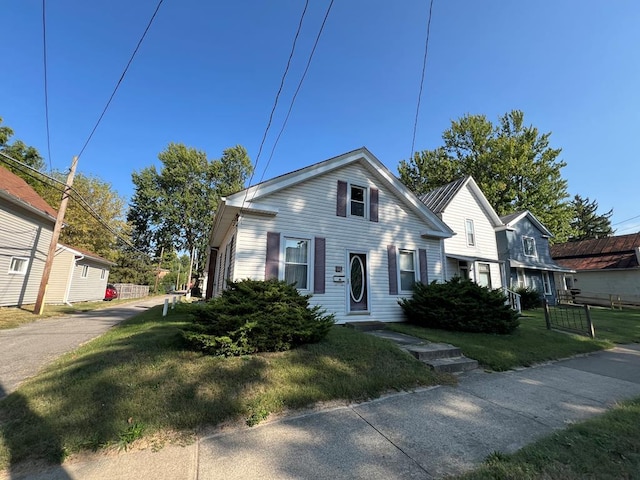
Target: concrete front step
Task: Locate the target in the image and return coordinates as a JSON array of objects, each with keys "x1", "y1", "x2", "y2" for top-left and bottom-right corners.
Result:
[
  {"x1": 405, "y1": 343, "x2": 462, "y2": 360},
  {"x1": 344, "y1": 321, "x2": 387, "y2": 332},
  {"x1": 425, "y1": 356, "x2": 479, "y2": 374}
]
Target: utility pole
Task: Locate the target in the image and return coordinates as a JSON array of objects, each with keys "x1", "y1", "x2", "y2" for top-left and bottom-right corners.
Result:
[
  {"x1": 153, "y1": 245, "x2": 165, "y2": 294},
  {"x1": 186, "y1": 246, "x2": 196, "y2": 298},
  {"x1": 34, "y1": 156, "x2": 78, "y2": 314}
]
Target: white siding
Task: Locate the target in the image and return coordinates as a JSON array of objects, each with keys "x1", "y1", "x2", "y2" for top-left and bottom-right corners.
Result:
[
  {"x1": 47, "y1": 248, "x2": 75, "y2": 304},
  {"x1": 230, "y1": 163, "x2": 446, "y2": 323},
  {"x1": 66, "y1": 259, "x2": 110, "y2": 303},
  {"x1": 0, "y1": 202, "x2": 54, "y2": 306},
  {"x1": 440, "y1": 184, "x2": 503, "y2": 288}
]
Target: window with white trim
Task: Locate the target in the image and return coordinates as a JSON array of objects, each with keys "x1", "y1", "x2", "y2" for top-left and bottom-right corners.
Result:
[
  {"x1": 523, "y1": 236, "x2": 536, "y2": 257},
  {"x1": 9, "y1": 257, "x2": 29, "y2": 274},
  {"x1": 465, "y1": 219, "x2": 475, "y2": 246},
  {"x1": 81, "y1": 265, "x2": 89, "y2": 278},
  {"x1": 477, "y1": 263, "x2": 492, "y2": 288},
  {"x1": 399, "y1": 249, "x2": 417, "y2": 292},
  {"x1": 542, "y1": 271, "x2": 551, "y2": 295},
  {"x1": 350, "y1": 185, "x2": 367, "y2": 218},
  {"x1": 516, "y1": 268, "x2": 526, "y2": 288},
  {"x1": 284, "y1": 237, "x2": 309, "y2": 289}
]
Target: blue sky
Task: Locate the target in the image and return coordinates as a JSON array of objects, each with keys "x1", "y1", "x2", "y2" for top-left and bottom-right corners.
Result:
[{"x1": 2, "y1": 1, "x2": 639, "y2": 234}]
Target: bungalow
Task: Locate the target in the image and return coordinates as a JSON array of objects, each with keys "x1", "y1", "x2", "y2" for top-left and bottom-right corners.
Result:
[
  {"x1": 0, "y1": 165, "x2": 57, "y2": 307},
  {"x1": 204, "y1": 148, "x2": 454, "y2": 323},
  {"x1": 550, "y1": 233, "x2": 640, "y2": 306},
  {"x1": 496, "y1": 210, "x2": 574, "y2": 305},
  {"x1": 420, "y1": 176, "x2": 504, "y2": 289}
]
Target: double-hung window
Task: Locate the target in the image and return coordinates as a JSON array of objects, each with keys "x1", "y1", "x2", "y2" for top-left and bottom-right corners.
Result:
[
  {"x1": 542, "y1": 271, "x2": 551, "y2": 295},
  {"x1": 350, "y1": 185, "x2": 366, "y2": 217},
  {"x1": 523, "y1": 236, "x2": 536, "y2": 257},
  {"x1": 9, "y1": 257, "x2": 28, "y2": 274},
  {"x1": 399, "y1": 249, "x2": 417, "y2": 292},
  {"x1": 81, "y1": 265, "x2": 89, "y2": 278},
  {"x1": 284, "y1": 238, "x2": 309, "y2": 289},
  {"x1": 465, "y1": 219, "x2": 475, "y2": 246},
  {"x1": 478, "y1": 263, "x2": 492, "y2": 288}
]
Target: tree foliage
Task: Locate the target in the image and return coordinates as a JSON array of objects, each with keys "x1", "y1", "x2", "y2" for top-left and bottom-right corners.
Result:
[
  {"x1": 128, "y1": 143, "x2": 253, "y2": 272},
  {"x1": 569, "y1": 194, "x2": 613, "y2": 241},
  {"x1": 399, "y1": 110, "x2": 574, "y2": 241},
  {"x1": 0, "y1": 117, "x2": 45, "y2": 174}
]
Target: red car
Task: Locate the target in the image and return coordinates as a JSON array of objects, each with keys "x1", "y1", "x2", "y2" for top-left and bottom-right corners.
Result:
[{"x1": 104, "y1": 284, "x2": 118, "y2": 301}]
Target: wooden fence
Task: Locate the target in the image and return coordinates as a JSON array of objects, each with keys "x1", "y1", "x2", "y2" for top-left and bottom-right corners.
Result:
[
  {"x1": 557, "y1": 290, "x2": 640, "y2": 309},
  {"x1": 113, "y1": 283, "x2": 150, "y2": 300}
]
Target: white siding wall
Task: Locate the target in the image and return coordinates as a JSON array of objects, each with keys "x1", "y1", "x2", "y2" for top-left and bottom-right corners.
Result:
[
  {"x1": 66, "y1": 260, "x2": 110, "y2": 303},
  {"x1": 440, "y1": 185, "x2": 503, "y2": 288},
  {"x1": 573, "y1": 270, "x2": 640, "y2": 304},
  {"x1": 47, "y1": 248, "x2": 75, "y2": 304},
  {"x1": 231, "y1": 163, "x2": 446, "y2": 323},
  {"x1": 0, "y1": 203, "x2": 54, "y2": 306}
]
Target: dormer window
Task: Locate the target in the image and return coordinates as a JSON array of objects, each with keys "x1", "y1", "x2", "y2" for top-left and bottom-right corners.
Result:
[
  {"x1": 523, "y1": 236, "x2": 536, "y2": 257},
  {"x1": 350, "y1": 185, "x2": 366, "y2": 217}
]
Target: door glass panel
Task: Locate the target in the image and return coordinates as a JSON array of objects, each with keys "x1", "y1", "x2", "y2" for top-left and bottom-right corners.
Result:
[{"x1": 350, "y1": 255, "x2": 364, "y2": 302}]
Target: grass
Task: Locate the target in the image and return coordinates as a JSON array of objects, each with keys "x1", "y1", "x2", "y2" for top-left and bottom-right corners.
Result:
[
  {"x1": 0, "y1": 306, "x2": 452, "y2": 471},
  {"x1": 456, "y1": 396, "x2": 640, "y2": 479},
  {"x1": 389, "y1": 306, "x2": 640, "y2": 371},
  {"x1": 0, "y1": 298, "x2": 143, "y2": 330}
]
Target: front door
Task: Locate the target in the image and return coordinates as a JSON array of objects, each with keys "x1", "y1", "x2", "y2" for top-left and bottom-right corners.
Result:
[{"x1": 348, "y1": 252, "x2": 368, "y2": 312}]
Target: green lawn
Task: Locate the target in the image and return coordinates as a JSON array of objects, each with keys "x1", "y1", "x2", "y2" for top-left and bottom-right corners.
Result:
[
  {"x1": 456, "y1": 395, "x2": 640, "y2": 479},
  {"x1": 389, "y1": 307, "x2": 640, "y2": 371},
  {"x1": 0, "y1": 307, "x2": 451, "y2": 471}
]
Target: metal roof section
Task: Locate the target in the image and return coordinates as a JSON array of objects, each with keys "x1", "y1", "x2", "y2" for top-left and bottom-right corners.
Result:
[
  {"x1": 419, "y1": 177, "x2": 468, "y2": 214},
  {"x1": 550, "y1": 233, "x2": 640, "y2": 271}
]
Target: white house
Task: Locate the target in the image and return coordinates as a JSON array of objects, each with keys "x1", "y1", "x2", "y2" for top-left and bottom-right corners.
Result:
[
  {"x1": 204, "y1": 148, "x2": 453, "y2": 324},
  {"x1": 419, "y1": 176, "x2": 504, "y2": 289}
]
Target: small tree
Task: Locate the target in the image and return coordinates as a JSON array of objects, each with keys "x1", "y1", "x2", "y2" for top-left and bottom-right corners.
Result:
[{"x1": 569, "y1": 194, "x2": 613, "y2": 241}]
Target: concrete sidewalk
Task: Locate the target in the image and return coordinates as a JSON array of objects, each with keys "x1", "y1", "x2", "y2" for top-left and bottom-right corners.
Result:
[
  {"x1": 13, "y1": 343, "x2": 640, "y2": 480},
  {"x1": 0, "y1": 295, "x2": 172, "y2": 400}
]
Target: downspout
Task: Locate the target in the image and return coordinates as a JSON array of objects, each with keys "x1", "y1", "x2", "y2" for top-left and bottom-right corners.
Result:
[{"x1": 64, "y1": 253, "x2": 84, "y2": 306}]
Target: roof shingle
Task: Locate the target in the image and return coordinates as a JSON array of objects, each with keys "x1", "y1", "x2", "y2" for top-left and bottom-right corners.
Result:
[{"x1": 0, "y1": 165, "x2": 57, "y2": 220}]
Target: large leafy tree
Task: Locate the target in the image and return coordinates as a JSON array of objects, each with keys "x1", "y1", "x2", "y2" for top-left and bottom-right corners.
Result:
[
  {"x1": 399, "y1": 110, "x2": 574, "y2": 241},
  {"x1": 128, "y1": 143, "x2": 252, "y2": 273},
  {"x1": 569, "y1": 194, "x2": 613, "y2": 241}
]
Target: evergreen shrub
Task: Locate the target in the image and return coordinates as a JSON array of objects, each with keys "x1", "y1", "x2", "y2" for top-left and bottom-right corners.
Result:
[
  {"x1": 398, "y1": 277, "x2": 520, "y2": 334},
  {"x1": 180, "y1": 279, "x2": 335, "y2": 356},
  {"x1": 515, "y1": 286, "x2": 543, "y2": 310}
]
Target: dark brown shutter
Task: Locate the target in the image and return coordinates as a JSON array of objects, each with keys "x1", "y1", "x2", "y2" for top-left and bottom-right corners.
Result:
[
  {"x1": 387, "y1": 245, "x2": 398, "y2": 295},
  {"x1": 265, "y1": 232, "x2": 280, "y2": 279},
  {"x1": 419, "y1": 248, "x2": 428, "y2": 284},
  {"x1": 314, "y1": 237, "x2": 326, "y2": 294},
  {"x1": 369, "y1": 187, "x2": 378, "y2": 222},
  {"x1": 337, "y1": 180, "x2": 347, "y2": 217}
]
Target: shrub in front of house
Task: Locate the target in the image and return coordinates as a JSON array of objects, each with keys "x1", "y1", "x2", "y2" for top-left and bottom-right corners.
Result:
[
  {"x1": 179, "y1": 278, "x2": 335, "y2": 356},
  {"x1": 398, "y1": 277, "x2": 520, "y2": 334},
  {"x1": 515, "y1": 286, "x2": 543, "y2": 310}
]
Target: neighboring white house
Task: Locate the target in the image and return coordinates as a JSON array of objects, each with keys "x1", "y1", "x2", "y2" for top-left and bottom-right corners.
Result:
[
  {"x1": 419, "y1": 176, "x2": 504, "y2": 289},
  {"x1": 204, "y1": 147, "x2": 453, "y2": 324},
  {"x1": 550, "y1": 233, "x2": 640, "y2": 306},
  {"x1": 47, "y1": 244, "x2": 115, "y2": 304},
  {"x1": 0, "y1": 165, "x2": 57, "y2": 307}
]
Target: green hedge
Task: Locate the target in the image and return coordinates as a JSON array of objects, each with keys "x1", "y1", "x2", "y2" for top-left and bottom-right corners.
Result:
[
  {"x1": 398, "y1": 277, "x2": 520, "y2": 334},
  {"x1": 180, "y1": 279, "x2": 335, "y2": 356},
  {"x1": 515, "y1": 286, "x2": 543, "y2": 310}
]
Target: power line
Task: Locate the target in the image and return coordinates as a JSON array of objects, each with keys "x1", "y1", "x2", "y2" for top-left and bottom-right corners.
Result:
[
  {"x1": 238, "y1": 0, "x2": 311, "y2": 212},
  {"x1": 410, "y1": 0, "x2": 435, "y2": 161},
  {"x1": 250, "y1": 0, "x2": 335, "y2": 199},
  {"x1": 42, "y1": 0, "x2": 53, "y2": 172},
  {"x1": 612, "y1": 213, "x2": 640, "y2": 226},
  {"x1": 76, "y1": 0, "x2": 164, "y2": 160}
]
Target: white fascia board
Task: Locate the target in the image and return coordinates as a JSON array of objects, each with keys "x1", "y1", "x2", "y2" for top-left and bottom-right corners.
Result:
[
  {"x1": 421, "y1": 230, "x2": 453, "y2": 239},
  {"x1": 0, "y1": 190, "x2": 56, "y2": 225},
  {"x1": 224, "y1": 197, "x2": 279, "y2": 215},
  {"x1": 465, "y1": 177, "x2": 503, "y2": 227}
]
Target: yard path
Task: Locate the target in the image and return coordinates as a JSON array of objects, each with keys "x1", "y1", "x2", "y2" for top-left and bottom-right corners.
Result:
[{"x1": 0, "y1": 295, "x2": 171, "y2": 400}]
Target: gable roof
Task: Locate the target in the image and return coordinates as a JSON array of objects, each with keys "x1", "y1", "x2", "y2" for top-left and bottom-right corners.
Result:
[
  {"x1": 550, "y1": 233, "x2": 640, "y2": 271},
  {"x1": 499, "y1": 210, "x2": 553, "y2": 237},
  {"x1": 419, "y1": 176, "x2": 502, "y2": 227},
  {"x1": 0, "y1": 164, "x2": 57, "y2": 222},
  {"x1": 211, "y1": 147, "x2": 454, "y2": 247},
  {"x1": 58, "y1": 243, "x2": 116, "y2": 266}
]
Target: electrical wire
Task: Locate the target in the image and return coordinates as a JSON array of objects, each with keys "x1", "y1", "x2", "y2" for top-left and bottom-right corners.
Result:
[
  {"x1": 410, "y1": 0, "x2": 435, "y2": 161},
  {"x1": 245, "y1": 0, "x2": 335, "y2": 209},
  {"x1": 238, "y1": 0, "x2": 311, "y2": 212},
  {"x1": 42, "y1": 0, "x2": 53, "y2": 172},
  {"x1": 612, "y1": 213, "x2": 640, "y2": 226},
  {"x1": 76, "y1": 0, "x2": 164, "y2": 160}
]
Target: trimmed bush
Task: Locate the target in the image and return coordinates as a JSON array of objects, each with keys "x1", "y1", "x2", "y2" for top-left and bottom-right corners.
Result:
[
  {"x1": 515, "y1": 286, "x2": 543, "y2": 310},
  {"x1": 179, "y1": 279, "x2": 335, "y2": 356},
  {"x1": 398, "y1": 277, "x2": 520, "y2": 334}
]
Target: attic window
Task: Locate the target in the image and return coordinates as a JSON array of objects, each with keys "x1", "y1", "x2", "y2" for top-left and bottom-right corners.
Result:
[
  {"x1": 350, "y1": 185, "x2": 366, "y2": 217},
  {"x1": 465, "y1": 219, "x2": 475, "y2": 246},
  {"x1": 523, "y1": 236, "x2": 537, "y2": 257}
]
